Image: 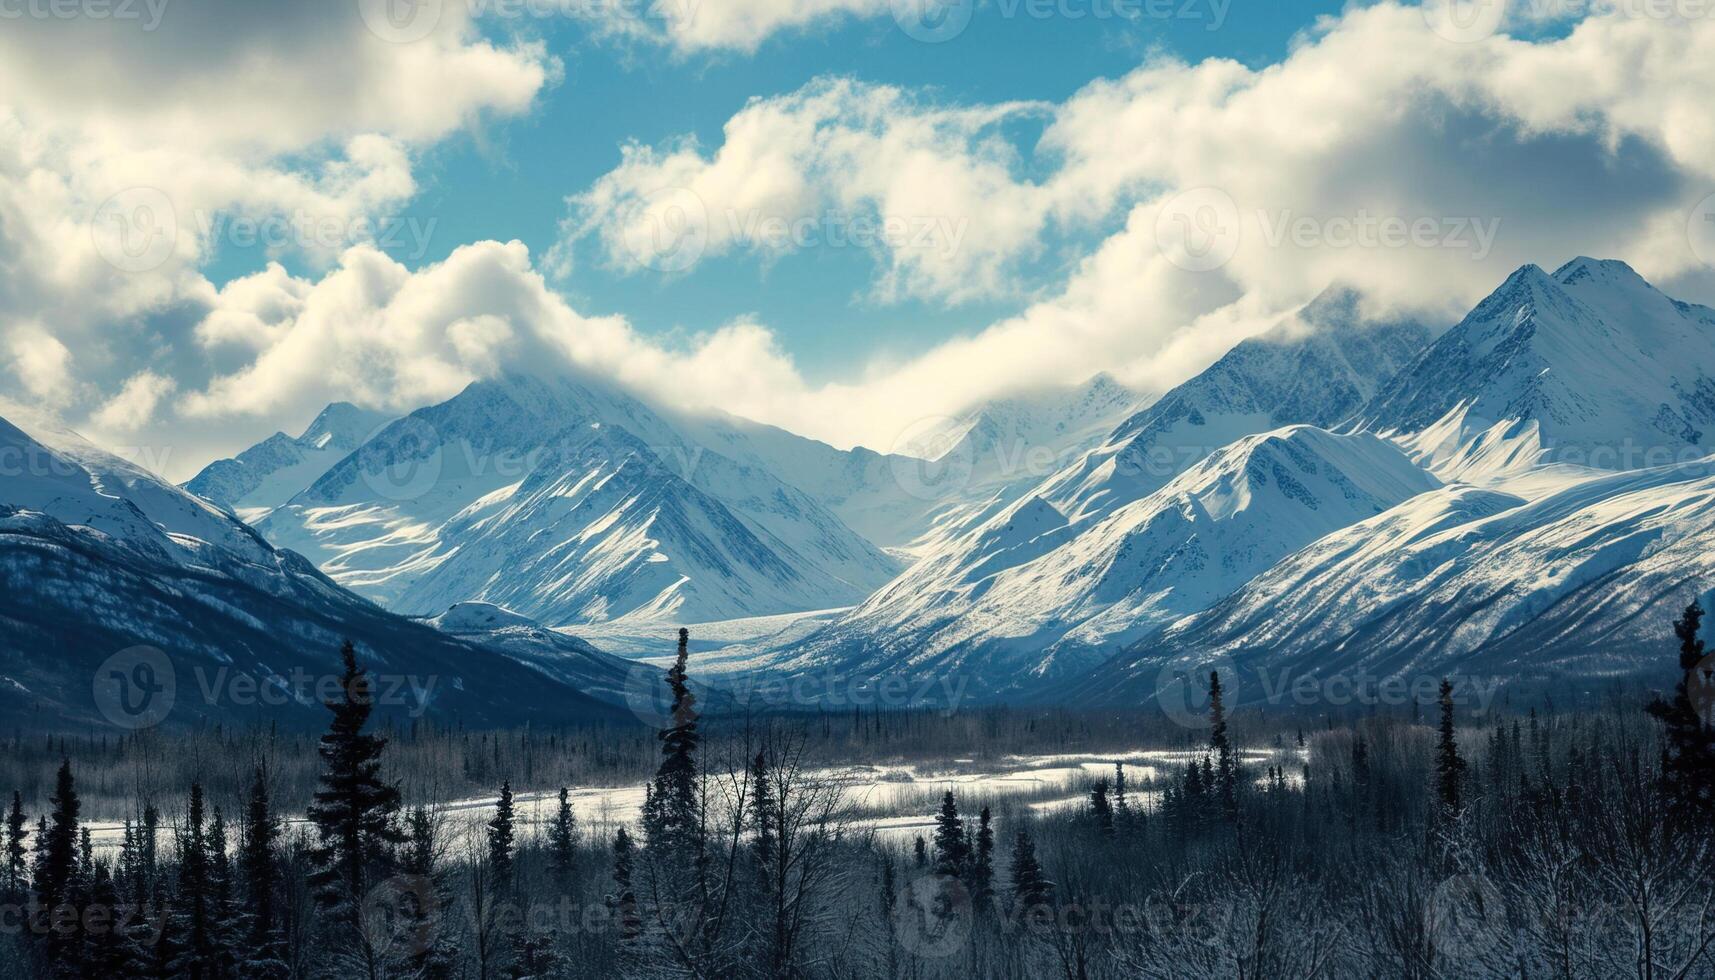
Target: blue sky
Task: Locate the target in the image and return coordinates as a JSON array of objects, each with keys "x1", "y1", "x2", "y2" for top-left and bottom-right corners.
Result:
[{"x1": 203, "y1": 0, "x2": 1350, "y2": 381}]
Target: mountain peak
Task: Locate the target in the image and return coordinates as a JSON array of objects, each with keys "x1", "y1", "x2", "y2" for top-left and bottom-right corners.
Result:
[
  {"x1": 1552, "y1": 256, "x2": 1647, "y2": 288},
  {"x1": 298, "y1": 401, "x2": 388, "y2": 451}
]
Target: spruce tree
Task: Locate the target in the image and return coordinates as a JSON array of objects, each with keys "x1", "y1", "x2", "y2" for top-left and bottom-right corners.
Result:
[
  {"x1": 171, "y1": 781, "x2": 217, "y2": 979},
  {"x1": 1208, "y1": 672, "x2": 1237, "y2": 821},
  {"x1": 488, "y1": 780, "x2": 516, "y2": 891},
  {"x1": 749, "y1": 750, "x2": 776, "y2": 882},
  {"x1": 610, "y1": 827, "x2": 640, "y2": 944},
  {"x1": 238, "y1": 768, "x2": 288, "y2": 979},
  {"x1": 912, "y1": 836, "x2": 927, "y2": 868},
  {"x1": 39, "y1": 760, "x2": 80, "y2": 914},
  {"x1": 4, "y1": 791, "x2": 27, "y2": 895},
  {"x1": 1090, "y1": 778, "x2": 1115, "y2": 838},
  {"x1": 649, "y1": 628, "x2": 701, "y2": 864},
  {"x1": 1435, "y1": 678, "x2": 1466, "y2": 816},
  {"x1": 1648, "y1": 601, "x2": 1715, "y2": 824},
  {"x1": 400, "y1": 807, "x2": 456, "y2": 979},
  {"x1": 1008, "y1": 831, "x2": 1051, "y2": 911},
  {"x1": 971, "y1": 807, "x2": 994, "y2": 901},
  {"x1": 547, "y1": 787, "x2": 580, "y2": 894},
  {"x1": 305, "y1": 641, "x2": 404, "y2": 978},
  {"x1": 931, "y1": 791, "x2": 967, "y2": 877}
]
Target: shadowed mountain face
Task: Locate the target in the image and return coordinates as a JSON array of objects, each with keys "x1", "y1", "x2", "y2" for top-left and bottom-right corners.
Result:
[{"x1": 0, "y1": 410, "x2": 628, "y2": 731}]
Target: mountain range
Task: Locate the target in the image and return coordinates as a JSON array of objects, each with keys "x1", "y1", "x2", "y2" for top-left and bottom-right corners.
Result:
[{"x1": 5, "y1": 256, "x2": 1713, "y2": 728}]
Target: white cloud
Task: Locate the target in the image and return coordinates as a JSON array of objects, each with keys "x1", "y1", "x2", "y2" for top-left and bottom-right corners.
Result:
[
  {"x1": 0, "y1": 0, "x2": 556, "y2": 446},
  {"x1": 4, "y1": 323, "x2": 77, "y2": 409},
  {"x1": 19, "y1": 0, "x2": 1715, "y2": 484},
  {"x1": 582, "y1": 0, "x2": 891, "y2": 53},
  {"x1": 90, "y1": 371, "x2": 177, "y2": 435},
  {"x1": 559, "y1": 78, "x2": 1052, "y2": 305}
]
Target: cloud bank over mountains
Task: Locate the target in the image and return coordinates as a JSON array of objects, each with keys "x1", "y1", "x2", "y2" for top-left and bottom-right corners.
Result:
[{"x1": 5, "y1": 2, "x2": 1715, "y2": 479}]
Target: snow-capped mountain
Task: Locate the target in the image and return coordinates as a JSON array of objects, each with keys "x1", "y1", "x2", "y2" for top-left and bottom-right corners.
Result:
[
  {"x1": 257, "y1": 371, "x2": 900, "y2": 626},
  {"x1": 0, "y1": 408, "x2": 625, "y2": 729},
  {"x1": 424, "y1": 601, "x2": 636, "y2": 705},
  {"x1": 1070, "y1": 457, "x2": 1715, "y2": 708},
  {"x1": 749, "y1": 294, "x2": 1436, "y2": 695},
  {"x1": 1359, "y1": 257, "x2": 1715, "y2": 482},
  {"x1": 767, "y1": 426, "x2": 1439, "y2": 696},
  {"x1": 1057, "y1": 258, "x2": 1715, "y2": 707},
  {"x1": 184, "y1": 402, "x2": 392, "y2": 522}
]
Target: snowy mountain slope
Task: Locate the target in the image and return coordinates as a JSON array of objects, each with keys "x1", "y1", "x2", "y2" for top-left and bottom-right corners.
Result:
[
  {"x1": 1040, "y1": 288, "x2": 1432, "y2": 524},
  {"x1": 424, "y1": 601, "x2": 635, "y2": 705},
  {"x1": 766, "y1": 426, "x2": 1440, "y2": 697},
  {"x1": 680, "y1": 373, "x2": 1143, "y2": 555},
  {"x1": 1358, "y1": 258, "x2": 1715, "y2": 482},
  {"x1": 184, "y1": 402, "x2": 391, "y2": 522},
  {"x1": 259, "y1": 373, "x2": 899, "y2": 626},
  {"x1": 738, "y1": 292, "x2": 1435, "y2": 696},
  {"x1": 1070, "y1": 457, "x2": 1715, "y2": 707},
  {"x1": 0, "y1": 411, "x2": 626, "y2": 729}
]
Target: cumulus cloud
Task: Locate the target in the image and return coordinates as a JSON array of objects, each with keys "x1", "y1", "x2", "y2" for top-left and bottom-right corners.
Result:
[
  {"x1": 18, "y1": 1, "x2": 1715, "y2": 483},
  {"x1": 0, "y1": 0, "x2": 555, "y2": 452},
  {"x1": 581, "y1": 0, "x2": 892, "y2": 53},
  {"x1": 558, "y1": 78, "x2": 1052, "y2": 305}
]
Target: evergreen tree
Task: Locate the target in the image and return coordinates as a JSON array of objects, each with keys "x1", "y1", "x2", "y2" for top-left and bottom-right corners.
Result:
[
  {"x1": 305, "y1": 641, "x2": 404, "y2": 979},
  {"x1": 237, "y1": 768, "x2": 288, "y2": 979},
  {"x1": 648, "y1": 628, "x2": 701, "y2": 865},
  {"x1": 547, "y1": 787, "x2": 580, "y2": 894},
  {"x1": 610, "y1": 828, "x2": 640, "y2": 944},
  {"x1": 971, "y1": 807, "x2": 994, "y2": 901},
  {"x1": 1209, "y1": 672, "x2": 1237, "y2": 820},
  {"x1": 1112, "y1": 762, "x2": 1128, "y2": 815},
  {"x1": 1648, "y1": 600, "x2": 1715, "y2": 824},
  {"x1": 1435, "y1": 678, "x2": 1466, "y2": 816},
  {"x1": 399, "y1": 807, "x2": 456, "y2": 979},
  {"x1": 1008, "y1": 831, "x2": 1052, "y2": 911},
  {"x1": 170, "y1": 781, "x2": 219, "y2": 979},
  {"x1": 749, "y1": 750, "x2": 775, "y2": 882},
  {"x1": 1090, "y1": 778, "x2": 1115, "y2": 838},
  {"x1": 39, "y1": 760, "x2": 79, "y2": 914},
  {"x1": 931, "y1": 791, "x2": 967, "y2": 877},
  {"x1": 4, "y1": 791, "x2": 27, "y2": 894},
  {"x1": 488, "y1": 779, "x2": 516, "y2": 890},
  {"x1": 912, "y1": 836, "x2": 927, "y2": 868}
]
